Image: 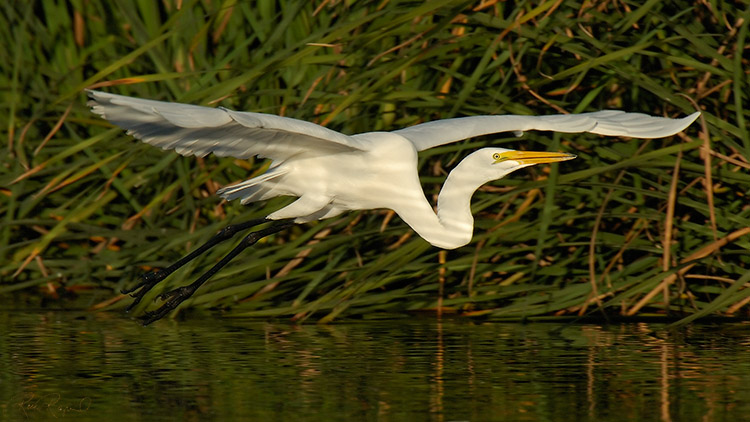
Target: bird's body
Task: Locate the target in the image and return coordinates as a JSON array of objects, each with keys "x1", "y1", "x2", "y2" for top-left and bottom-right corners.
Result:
[
  {"x1": 219, "y1": 130, "x2": 479, "y2": 248},
  {"x1": 87, "y1": 90, "x2": 699, "y2": 323}
]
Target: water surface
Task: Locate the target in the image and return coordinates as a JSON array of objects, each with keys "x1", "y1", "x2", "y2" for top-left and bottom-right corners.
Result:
[{"x1": 1, "y1": 310, "x2": 749, "y2": 421}]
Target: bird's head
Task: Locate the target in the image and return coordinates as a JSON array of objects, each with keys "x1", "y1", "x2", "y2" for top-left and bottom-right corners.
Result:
[{"x1": 459, "y1": 147, "x2": 577, "y2": 181}]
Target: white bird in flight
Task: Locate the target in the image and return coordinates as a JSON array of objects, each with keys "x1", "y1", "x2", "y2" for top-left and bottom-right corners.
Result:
[{"x1": 87, "y1": 90, "x2": 699, "y2": 324}]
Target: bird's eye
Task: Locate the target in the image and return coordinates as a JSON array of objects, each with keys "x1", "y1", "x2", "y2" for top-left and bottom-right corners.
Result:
[{"x1": 492, "y1": 153, "x2": 501, "y2": 160}]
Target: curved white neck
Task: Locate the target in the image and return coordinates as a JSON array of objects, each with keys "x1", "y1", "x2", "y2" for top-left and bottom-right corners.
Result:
[{"x1": 393, "y1": 160, "x2": 490, "y2": 250}]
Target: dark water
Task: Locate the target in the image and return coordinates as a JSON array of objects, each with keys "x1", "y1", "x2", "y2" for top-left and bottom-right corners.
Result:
[{"x1": 1, "y1": 310, "x2": 749, "y2": 422}]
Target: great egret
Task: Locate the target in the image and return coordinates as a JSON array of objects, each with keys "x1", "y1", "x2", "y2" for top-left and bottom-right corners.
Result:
[{"x1": 87, "y1": 90, "x2": 699, "y2": 324}]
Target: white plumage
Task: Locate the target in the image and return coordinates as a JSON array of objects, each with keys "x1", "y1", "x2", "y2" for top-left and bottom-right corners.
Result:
[
  {"x1": 394, "y1": 109, "x2": 701, "y2": 151},
  {"x1": 88, "y1": 90, "x2": 698, "y2": 249}
]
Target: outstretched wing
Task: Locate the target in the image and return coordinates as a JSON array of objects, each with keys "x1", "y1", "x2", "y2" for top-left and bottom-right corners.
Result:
[
  {"x1": 393, "y1": 110, "x2": 701, "y2": 151},
  {"x1": 87, "y1": 90, "x2": 365, "y2": 161}
]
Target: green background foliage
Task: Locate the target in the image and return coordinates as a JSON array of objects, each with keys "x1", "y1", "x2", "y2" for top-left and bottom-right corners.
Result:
[{"x1": 2, "y1": 0, "x2": 749, "y2": 323}]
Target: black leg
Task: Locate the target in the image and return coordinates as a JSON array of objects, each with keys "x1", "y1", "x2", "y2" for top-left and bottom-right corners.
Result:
[
  {"x1": 122, "y1": 218, "x2": 270, "y2": 312},
  {"x1": 138, "y1": 220, "x2": 294, "y2": 325}
]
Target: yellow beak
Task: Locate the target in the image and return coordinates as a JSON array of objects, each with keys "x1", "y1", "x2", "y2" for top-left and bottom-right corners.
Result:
[{"x1": 494, "y1": 150, "x2": 577, "y2": 165}]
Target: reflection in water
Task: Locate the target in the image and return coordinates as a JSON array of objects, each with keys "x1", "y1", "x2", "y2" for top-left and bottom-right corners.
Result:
[{"x1": 1, "y1": 311, "x2": 749, "y2": 421}]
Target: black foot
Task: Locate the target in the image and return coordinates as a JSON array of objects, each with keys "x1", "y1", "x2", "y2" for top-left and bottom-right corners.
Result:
[
  {"x1": 123, "y1": 219, "x2": 294, "y2": 325},
  {"x1": 139, "y1": 285, "x2": 199, "y2": 325},
  {"x1": 121, "y1": 270, "x2": 170, "y2": 312},
  {"x1": 119, "y1": 218, "x2": 270, "y2": 313}
]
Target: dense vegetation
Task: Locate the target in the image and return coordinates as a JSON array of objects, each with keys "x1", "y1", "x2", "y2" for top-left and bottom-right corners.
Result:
[{"x1": 2, "y1": 0, "x2": 749, "y2": 324}]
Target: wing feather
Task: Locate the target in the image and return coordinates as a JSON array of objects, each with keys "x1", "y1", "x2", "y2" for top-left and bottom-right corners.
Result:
[
  {"x1": 87, "y1": 90, "x2": 364, "y2": 161},
  {"x1": 394, "y1": 111, "x2": 700, "y2": 151}
]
